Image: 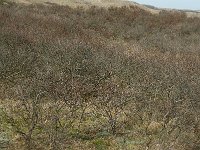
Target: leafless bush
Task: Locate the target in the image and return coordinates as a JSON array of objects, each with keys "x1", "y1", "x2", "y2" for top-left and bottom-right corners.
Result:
[{"x1": 0, "y1": 2, "x2": 200, "y2": 150}]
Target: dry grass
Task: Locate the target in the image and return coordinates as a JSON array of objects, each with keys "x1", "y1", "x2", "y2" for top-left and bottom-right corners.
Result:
[
  {"x1": 8, "y1": 0, "x2": 200, "y2": 17},
  {"x1": 9, "y1": 0, "x2": 133, "y2": 7}
]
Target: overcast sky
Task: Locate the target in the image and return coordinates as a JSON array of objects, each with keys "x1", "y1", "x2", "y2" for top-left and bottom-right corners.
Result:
[{"x1": 132, "y1": 0, "x2": 200, "y2": 10}]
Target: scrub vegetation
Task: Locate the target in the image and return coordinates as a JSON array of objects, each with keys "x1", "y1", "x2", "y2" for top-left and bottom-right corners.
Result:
[{"x1": 0, "y1": 2, "x2": 200, "y2": 150}]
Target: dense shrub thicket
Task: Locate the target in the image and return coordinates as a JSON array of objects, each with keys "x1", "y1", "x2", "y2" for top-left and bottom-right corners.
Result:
[{"x1": 0, "y1": 2, "x2": 200, "y2": 150}]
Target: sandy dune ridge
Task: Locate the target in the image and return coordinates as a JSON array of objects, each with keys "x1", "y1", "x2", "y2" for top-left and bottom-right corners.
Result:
[
  {"x1": 8, "y1": 0, "x2": 200, "y2": 17},
  {"x1": 8, "y1": 0, "x2": 159, "y2": 13}
]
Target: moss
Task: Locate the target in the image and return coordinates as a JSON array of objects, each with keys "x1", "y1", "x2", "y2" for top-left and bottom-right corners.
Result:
[{"x1": 92, "y1": 138, "x2": 110, "y2": 150}]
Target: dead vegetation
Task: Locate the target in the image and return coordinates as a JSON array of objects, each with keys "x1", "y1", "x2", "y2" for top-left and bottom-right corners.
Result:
[{"x1": 0, "y1": 2, "x2": 200, "y2": 150}]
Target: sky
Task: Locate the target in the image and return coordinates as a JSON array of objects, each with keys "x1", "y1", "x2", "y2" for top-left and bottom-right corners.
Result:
[{"x1": 132, "y1": 0, "x2": 200, "y2": 10}]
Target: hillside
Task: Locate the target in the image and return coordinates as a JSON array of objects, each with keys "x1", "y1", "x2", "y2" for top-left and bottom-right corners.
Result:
[
  {"x1": 9, "y1": 0, "x2": 134, "y2": 7},
  {"x1": 8, "y1": 0, "x2": 200, "y2": 17},
  {"x1": 7, "y1": 0, "x2": 159, "y2": 14},
  {"x1": 0, "y1": 1, "x2": 200, "y2": 150}
]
